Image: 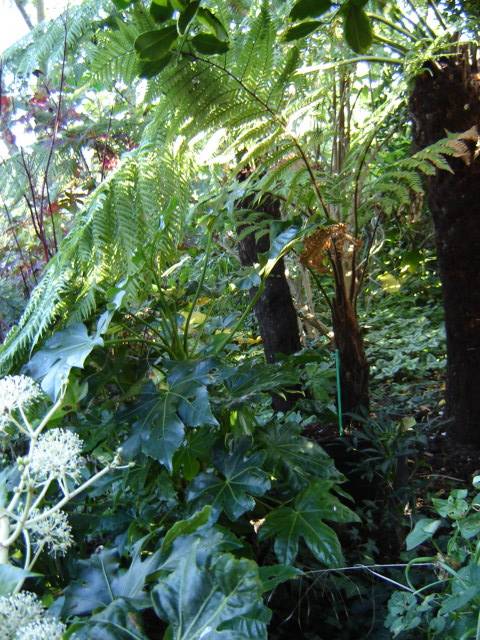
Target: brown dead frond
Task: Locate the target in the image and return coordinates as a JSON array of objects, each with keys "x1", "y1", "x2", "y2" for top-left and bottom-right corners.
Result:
[{"x1": 300, "y1": 224, "x2": 361, "y2": 273}]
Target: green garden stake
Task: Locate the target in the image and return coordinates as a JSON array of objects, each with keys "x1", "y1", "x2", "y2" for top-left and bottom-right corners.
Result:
[{"x1": 335, "y1": 349, "x2": 343, "y2": 436}]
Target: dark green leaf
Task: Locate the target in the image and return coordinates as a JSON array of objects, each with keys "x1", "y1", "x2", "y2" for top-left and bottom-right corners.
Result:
[
  {"x1": 170, "y1": 0, "x2": 187, "y2": 9},
  {"x1": 0, "y1": 565, "x2": 38, "y2": 596},
  {"x1": 406, "y1": 518, "x2": 442, "y2": 550},
  {"x1": 66, "y1": 599, "x2": 148, "y2": 640},
  {"x1": 26, "y1": 323, "x2": 103, "y2": 399},
  {"x1": 137, "y1": 391, "x2": 185, "y2": 473},
  {"x1": 191, "y1": 33, "x2": 230, "y2": 55},
  {"x1": 259, "y1": 481, "x2": 356, "y2": 565},
  {"x1": 173, "y1": 429, "x2": 218, "y2": 480},
  {"x1": 139, "y1": 54, "x2": 173, "y2": 79},
  {"x1": 290, "y1": 0, "x2": 332, "y2": 21},
  {"x1": 178, "y1": 1, "x2": 200, "y2": 34},
  {"x1": 197, "y1": 8, "x2": 228, "y2": 41},
  {"x1": 259, "y1": 421, "x2": 341, "y2": 491},
  {"x1": 152, "y1": 546, "x2": 270, "y2": 639},
  {"x1": 187, "y1": 444, "x2": 270, "y2": 520},
  {"x1": 112, "y1": 0, "x2": 135, "y2": 9},
  {"x1": 150, "y1": 0, "x2": 174, "y2": 23},
  {"x1": 282, "y1": 21, "x2": 321, "y2": 42},
  {"x1": 458, "y1": 513, "x2": 480, "y2": 540},
  {"x1": 162, "y1": 506, "x2": 213, "y2": 554},
  {"x1": 63, "y1": 549, "x2": 120, "y2": 616},
  {"x1": 178, "y1": 385, "x2": 219, "y2": 427},
  {"x1": 134, "y1": 26, "x2": 178, "y2": 61},
  {"x1": 258, "y1": 565, "x2": 301, "y2": 593},
  {"x1": 343, "y1": 4, "x2": 372, "y2": 53}
]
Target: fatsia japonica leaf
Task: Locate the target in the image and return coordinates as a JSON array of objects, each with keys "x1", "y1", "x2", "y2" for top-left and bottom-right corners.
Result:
[
  {"x1": 258, "y1": 421, "x2": 341, "y2": 490},
  {"x1": 0, "y1": 565, "x2": 38, "y2": 596},
  {"x1": 135, "y1": 390, "x2": 186, "y2": 472},
  {"x1": 62, "y1": 542, "x2": 164, "y2": 617},
  {"x1": 161, "y1": 505, "x2": 213, "y2": 555},
  {"x1": 187, "y1": 444, "x2": 271, "y2": 520},
  {"x1": 178, "y1": 384, "x2": 219, "y2": 427},
  {"x1": 259, "y1": 481, "x2": 359, "y2": 565},
  {"x1": 152, "y1": 544, "x2": 271, "y2": 640},
  {"x1": 289, "y1": 0, "x2": 332, "y2": 20},
  {"x1": 25, "y1": 322, "x2": 103, "y2": 399},
  {"x1": 65, "y1": 599, "x2": 148, "y2": 640}
]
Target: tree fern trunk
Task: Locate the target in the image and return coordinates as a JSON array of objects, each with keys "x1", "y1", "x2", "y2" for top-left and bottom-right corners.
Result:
[
  {"x1": 331, "y1": 287, "x2": 369, "y2": 418},
  {"x1": 410, "y1": 50, "x2": 480, "y2": 445},
  {"x1": 236, "y1": 193, "x2": 302, "y2": 411}
]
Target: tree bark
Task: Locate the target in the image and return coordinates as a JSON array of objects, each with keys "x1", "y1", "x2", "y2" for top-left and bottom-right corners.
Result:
[
  {"x1": 410, "y1": 50, "x2": 480, "y2": 445},
  {"x1": 236, "y1": 193, "x2": 302, "y2": 411},
  {"x1": 332, "y1": 289, "x2": 369, "y2": 418}
]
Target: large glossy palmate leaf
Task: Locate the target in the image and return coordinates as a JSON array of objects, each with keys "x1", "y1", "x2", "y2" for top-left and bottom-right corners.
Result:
[
  {"x1": 25, "y1": 323, "x2": 103, "y2": 399},
  {"x1": 130, "y1": 386, "x2": 186, "y2": 473},
  {"x1": 258, "y1": 421, "x2": 341, "y2": 490},
  {"x1": 62, "y1": 543, "x2": 163, "y2": 617},
  {"x1": 66, "y1": 599, "x2": 148, "y2": 640},
  {"x1": 152, "y1": 543, "x2": 270, "y2": 640},
  {"x1": 0, "y1": 565, "x2": 38, "y2": 596},
  {"x1": 259, "y1": 481, "x2": 359, "y2": 566},
  {"x1": 187, "y1": 444, "x2": 271, "y2": 520}
]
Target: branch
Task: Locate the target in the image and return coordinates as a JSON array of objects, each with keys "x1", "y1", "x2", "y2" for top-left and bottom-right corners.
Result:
[{"x1": 13, "y1": 0, "x2": 34, "y2": 31}]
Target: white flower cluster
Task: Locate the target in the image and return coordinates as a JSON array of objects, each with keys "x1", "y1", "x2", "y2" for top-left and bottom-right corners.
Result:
[
  {"x1": 0, "y1": 375, "x2": 42, "y2": 429},
  {"x1": 30, "y1": 429, "x2": 84, "y2": 484},
  {"x1": 0, "y1": 592, "x2": 65, "y2": 640},
  {"x1": 27, "y1": 509, "x2": 73, "y2": 556},
  {"x1": 16, "y1": 619, "x2": 66, "y2": 640},
  {"x1": 0, "y1": 592, "x2": 45, "y2": 640}
]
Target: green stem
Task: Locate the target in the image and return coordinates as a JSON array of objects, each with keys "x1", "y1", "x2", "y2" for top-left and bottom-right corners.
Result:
[
  {"x1": 183, "y1": 226, "x2": 214, "y2": 355},
  {"x1": 213, "y1": 280, "x2": 266, "y2": 355},
  {"x1": 335, "y1": 349, "x2": 343, "y2": 436}
]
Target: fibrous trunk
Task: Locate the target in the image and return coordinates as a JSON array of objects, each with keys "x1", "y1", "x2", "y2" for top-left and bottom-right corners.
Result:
[
  {"x1": 410, "y1": 49, "x2": 480, "y2": 445},
  {"x1": 237, "y1": 194, "x2": 302, "y2": 411}
]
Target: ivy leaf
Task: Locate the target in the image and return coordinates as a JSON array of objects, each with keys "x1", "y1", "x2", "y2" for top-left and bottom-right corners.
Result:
[
  {"x1": 289, "y1": 0, "x2": 332, "y2": 21},
  {"x1": 178, "y1": 1, "x2": 200, "y2": 34},
  {"x1": 187, "y1": 444, "x2": 271, "y2": 520},
  {"x1": 406, "y1": 518, "x2": 442, "y2": 550},
  {"x1": 282, "y1": 21, "x2": 321, "y2": 42},
  {"x1": 152, "y1": 546, "x2": 270, "y2": 639},
  {"x1": 259, "y1": 481, "x2": 357, "y2": 565},
  {"x1": 134, "y1": 26, "x2": 178, "y2": 60},
  {"x1": 343, "y1": 3, "x2": 372, "y2": 53},
  {"x1": 25, "y1": 323, "x2": 103, "y2": 399},
  {"x1": 191, "y1": 33, "x2": 230, "y2": 55}
]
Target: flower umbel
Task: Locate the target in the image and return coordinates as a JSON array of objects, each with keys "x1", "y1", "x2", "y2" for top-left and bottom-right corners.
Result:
[
  {"x1": 0, "y1": 376, "x2": 42, "y2": 427},
  {"x1": 15, "y1": 618, "x2": 66, "y2": 640},
  {"x1": 27, "y1": 509, "x2": 73, "y2": 557},
  {"x1": 0, "y1": 592, "x2": 45, "y2": 640},
  {"x1": 29, "y1": 428, "x2": 83, "y2": 485}
]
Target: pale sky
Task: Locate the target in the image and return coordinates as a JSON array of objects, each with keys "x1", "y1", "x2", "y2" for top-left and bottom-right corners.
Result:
[{"x1": 1, "y1": 0, "x2": 71, "y2": 53}]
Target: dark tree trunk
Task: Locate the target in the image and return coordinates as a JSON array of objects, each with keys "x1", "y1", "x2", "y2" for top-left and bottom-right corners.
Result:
[
  {"x1": 332, "y1": 291, "x2": 369, "y2": 418},
  {"x1": 410, "y1": 50, "x2": 480, "y2": 445},
  {"x1": 237, "y1": 194, "x2": 302, "y2": 411}
]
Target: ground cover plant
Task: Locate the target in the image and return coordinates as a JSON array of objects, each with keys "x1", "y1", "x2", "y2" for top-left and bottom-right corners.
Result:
[{"x1": 0, "y1": 0, "x2": 479, "y2": 638}]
